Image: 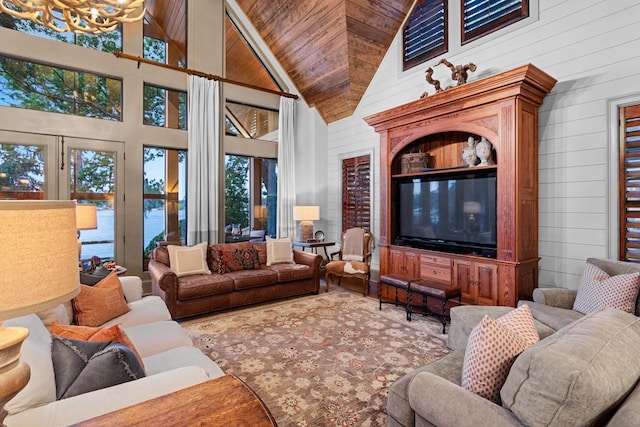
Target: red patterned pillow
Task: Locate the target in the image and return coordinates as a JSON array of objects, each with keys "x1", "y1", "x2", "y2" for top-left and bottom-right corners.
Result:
[
  {"x1": 573, "y1": 263, "x2": 640, "y2": 315},
  {"x1": 461, "y1": 315, "x2": 529, "y2": 403},
  {"x1": 496, "y1": 304, "x2": 539, "y2": 348},
  {"x1": 214, "y1": 248, "x2": 259, "y2": 273}
]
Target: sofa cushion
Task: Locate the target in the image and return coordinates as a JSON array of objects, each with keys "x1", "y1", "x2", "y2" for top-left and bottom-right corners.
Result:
[
  {"x1": 51, "y1": 336, "x2": 145, "y2": 400},
  {"x1": 176, "y1": 274, "x2": 235, "y2": 300},
  {"x1": 102, "y1": 295, "x2": 172, "y2": 328},
  {"x1": 461, "y1": 313, "x2": 530, "y2": 403},
  {"x1": 228, "y1": 269, "x2": 279, "y2": 290},
  {"x1": 72, "y1": 272, "x2": 131, "y2": 327},
  {"x1": 154, "y1": 245, "x2": 171, "y2": 267},
  {"x1": 501, "y1": 308, "x2": 640, "y2": 426},
  {"x1": 4, "y1": 314, "x2": 57, "y2": 415},
  {"x1": 123, "y1": 320, "x2": 193, "y2": 358},
  {"x1": 213, "y1": 248, "x2": 259, "y2": 273},
  {"x1": 268, "y1": 263, "x2": 314, "y2": 282},
  {"x1": 266, "y1": 236, "x2": 294, "y2": 266},
  {"x1": 520, "y1": 301, "x2": 583, "y2": 332},
  {"x1": 252, "y1": 242, "x2": 268, "y2": 265},
  {"x1": 167, "y1": 242, "x2": 211, "y2": 277},
  {"x1": 573, "y1": 262, "x2": 640, "y2": 315}
]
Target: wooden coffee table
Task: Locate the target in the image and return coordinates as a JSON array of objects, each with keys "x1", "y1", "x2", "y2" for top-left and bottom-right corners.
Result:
[{"x1": 74, "y1": 374, "x2": 277, "y2": 426}]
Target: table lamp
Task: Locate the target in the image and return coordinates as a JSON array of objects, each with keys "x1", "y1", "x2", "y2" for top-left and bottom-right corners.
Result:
[
  {"x1": 76, "y1": 203, "x2": 97, "y2": 259},
  {"x1": 0, "y1": 200, "x2": 80, "y2": 426},
  {"x1": 294, "y1": 205, "x2": 320, "y2": 242}
]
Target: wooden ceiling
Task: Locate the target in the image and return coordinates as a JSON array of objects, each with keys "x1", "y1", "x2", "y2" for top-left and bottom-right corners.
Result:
[{"x1": 146, "y1": 0, "x2": 414, "y2": 123}]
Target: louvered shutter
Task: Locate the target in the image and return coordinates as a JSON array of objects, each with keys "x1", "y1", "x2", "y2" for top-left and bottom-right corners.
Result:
[
  {"x1": 462, "y1": 0, "x2": 528, "y2": 43},
  {"x1": 403, "y1": 0, "x2": 447, "y2": 71},
  {"x1": 342, "y1": 155, "x2": 371, "y2": 232},
  {"x1": 620, "y1": 104, "x2": 640, "y2": 262}
]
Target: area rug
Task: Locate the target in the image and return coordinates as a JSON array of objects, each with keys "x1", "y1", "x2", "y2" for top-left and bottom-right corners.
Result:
[{"x1": 181, "y1": 287, "x2": 450, "y2": 426}]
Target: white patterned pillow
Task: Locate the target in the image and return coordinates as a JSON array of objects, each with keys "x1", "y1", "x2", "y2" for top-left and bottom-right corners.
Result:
[
  {"x1": 573, "y1": 263, "x2": 640, "y2": 315},
  {"x1": 462, "y1": 315, "x2": 528, "y2": 403}
]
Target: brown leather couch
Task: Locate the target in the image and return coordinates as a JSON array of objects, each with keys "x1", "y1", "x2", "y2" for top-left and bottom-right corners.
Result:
[{"x1": 148, "y1": 241, "x2": 322, "y2": 319}]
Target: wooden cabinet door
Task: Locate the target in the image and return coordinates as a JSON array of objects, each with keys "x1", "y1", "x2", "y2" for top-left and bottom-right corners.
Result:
[
  {"x1": 454, "y1": 259, "x2": 476, "y2": 304},
  {"x1": 404, "y1": 251, "x2": 420, "y2": 277},
  {"x1": 389, "y1": 247, "x2": 420, "y2": 277},
  {"x1": 389, "y1": 248, "x2": 405, "y2": 275},
  {"x1": 475, "y1": 262, "x2": 498, "y2": 306}
]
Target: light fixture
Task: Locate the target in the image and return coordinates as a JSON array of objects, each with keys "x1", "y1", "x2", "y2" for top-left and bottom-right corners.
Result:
[
  {"x1": 294, "y1": 205, "x2": 320, "y2": 242},
  {"x1": 0, "y1": 0, "x2": 146, "y2": 34},
  {"x1": 0, "y1": 200, "x2": 80, "y2": 426},
  {"x1": 463, "y1": 201, "x2": 481, "y2": 232},
  {"x1": 254, "y1": 205, "x2": 267, "y2": 228},
  {"x1": 76, "y1": 203, "x2": 97, "y2": 258}
]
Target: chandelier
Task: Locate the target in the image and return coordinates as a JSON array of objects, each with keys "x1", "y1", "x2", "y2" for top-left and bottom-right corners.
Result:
[{"x1": 0, "y1": 0, "x2": 146, "y2": 34}]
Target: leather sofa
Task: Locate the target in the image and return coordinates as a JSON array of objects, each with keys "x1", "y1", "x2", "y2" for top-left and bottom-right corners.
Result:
[
  {"x1": 5, "y1": 276, "x2": 224, "y2": 427},
  {"x1": 148, "y1": 241, "x2": 322, "y2": 319},
  {"x1": 388, "y1": 257, "x2": 640, "y2": 427}
]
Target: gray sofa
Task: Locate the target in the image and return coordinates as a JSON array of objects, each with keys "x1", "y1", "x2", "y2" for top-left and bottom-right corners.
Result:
[{"x1": 388, "y1": 258, "x2": 640, "y2": 427}]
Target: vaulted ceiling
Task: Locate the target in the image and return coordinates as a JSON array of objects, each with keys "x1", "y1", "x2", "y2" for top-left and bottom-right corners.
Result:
[
  {"x1": 146, "y1": 0, "x2": 414, "y2": 124},
  {"x1": 235, "y1": 0, "x2": 414, "y2": 123}
]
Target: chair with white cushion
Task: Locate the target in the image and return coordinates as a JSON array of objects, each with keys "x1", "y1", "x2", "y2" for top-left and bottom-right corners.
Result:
[{"x1": 324, "y1": 228, "x2": 373, "y2": 296}]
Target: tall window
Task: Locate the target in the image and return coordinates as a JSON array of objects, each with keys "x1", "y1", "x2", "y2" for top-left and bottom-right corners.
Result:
[
  {"x1": 0, "y1": 144, "x2": 45, "y2": 200},
  {"x1": 226, "y1": 101, "x2": 278, "y2": 141},
  {"x1": 619, "y1": 103, "x2": 640, "y2": 262},
  {"x1": 462, "y1": 0, "x2": 528, "y2": 44},
  {"x1": 143, "y1": 1, "x2": 187, "y2": 68},
  {"x1": 0, "y1": 55, "x2": 122, "y2": 121},
  {"x1": 403, "y1": 0, "x2": 447, "y2": 71},
  {"x1": 342, "y1": 155, "x2": 371, "y2": 231},
  {"x1": 143, "y1": 84, "x2": 187, "y2": 130},
  {"x1": 225, "y1": 155, "x2": 277, "y2": 240},
  {"x1": 143, "y1": 147, "x2": 187, "y2": 269}
]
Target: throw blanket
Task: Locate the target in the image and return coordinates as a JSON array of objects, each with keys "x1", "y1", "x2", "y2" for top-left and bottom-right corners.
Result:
[{"x1": 342, "y1": 228, "x2": 365, "y2": 262}]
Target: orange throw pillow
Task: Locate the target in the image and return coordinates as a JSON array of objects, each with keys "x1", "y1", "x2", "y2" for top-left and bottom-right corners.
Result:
[
  {"x1": 50, "y1": 323, "x2": 144, "y2": 369},
  {"x1": 72, "y1": 271, "x2": 130, "y2": 327}
]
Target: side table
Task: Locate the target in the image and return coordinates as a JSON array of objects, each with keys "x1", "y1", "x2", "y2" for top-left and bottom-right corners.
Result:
[{"x1": 293, "y1": 241, "x2": 336, "y2": 265}]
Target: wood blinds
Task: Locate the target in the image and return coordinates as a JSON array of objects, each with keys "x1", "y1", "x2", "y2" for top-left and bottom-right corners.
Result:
[
  {"x1": 342, "y1": 155, "x2": 371, "y2": 232},
  {"x1": 620, "y1": 103, "x2": 640, "y2": 262}
]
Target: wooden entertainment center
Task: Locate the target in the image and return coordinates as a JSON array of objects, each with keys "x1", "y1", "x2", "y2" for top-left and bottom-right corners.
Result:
[{"x1": 365, "y1": 64, "x2": 556, "y2": 307}]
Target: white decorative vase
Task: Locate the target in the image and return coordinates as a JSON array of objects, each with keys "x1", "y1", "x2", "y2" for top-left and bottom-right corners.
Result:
[
  {"x1": 462, "y1": 136, "x2": 478, "y2": 167},
  {"x1": 475, "y1": 137, "x2": 495, "y2": 166}
]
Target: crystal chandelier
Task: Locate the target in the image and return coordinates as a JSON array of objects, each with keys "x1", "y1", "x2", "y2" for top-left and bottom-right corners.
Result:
[{"x1": 0, "y1": 0, "x2": 145, "y2": 34}]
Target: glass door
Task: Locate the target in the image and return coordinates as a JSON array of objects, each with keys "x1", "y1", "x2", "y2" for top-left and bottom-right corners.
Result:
[{"x1": 58, "y1": 138, "x2": 124, "y2": 262}]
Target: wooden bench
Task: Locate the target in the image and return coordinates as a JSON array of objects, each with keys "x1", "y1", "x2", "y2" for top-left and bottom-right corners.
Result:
[
  {"x1": 408, "y1": 280, "x2": 462, "y2": 333},
  {"x1": 378, "y1": 274, "x2": 413, "y2": 320}
]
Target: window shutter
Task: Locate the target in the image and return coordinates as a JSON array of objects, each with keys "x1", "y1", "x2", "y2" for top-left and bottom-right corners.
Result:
[
  {"x1": 403, "y1": 0, "x2": 447, "y2": 71},
  {"x1": 621, "y1": 104, "x2": 640, "y2": 262},
  {"x1": 462, "y1": 0, "x2": 528, "y2": 43},
  {"x1": 342, "y1": 155, "x2": 371, "y2": 232}
]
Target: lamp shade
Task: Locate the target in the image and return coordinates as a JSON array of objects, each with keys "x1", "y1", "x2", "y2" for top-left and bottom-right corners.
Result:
[
  {"x1": 0, "y1": 200, "x2": 80, "y2": 320},
  {"x1": 76, "y1": 204, "x2": 98, "y2": 230},
  {"x1": 294, "y1": 206, "x2": 320, "y2": 221}
]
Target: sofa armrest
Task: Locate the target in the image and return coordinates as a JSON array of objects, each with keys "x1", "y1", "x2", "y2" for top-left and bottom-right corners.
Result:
[
  {"x1": 5, "y1": 366, "x2": 210, "y2": 427},
  {"x1": 119, "y1": 276, "x2": 143, "y2": 302},
  {"x1": 408, "y1": 372, "x2": 522, "y2": 427},
  {"x1": 532, "y1": 287, "x2": 578, "y2": 309},
  {"x1": 148, "y1": 259, "x2": 178, "y2": 293},
  {"x1": 293, "y1": 250, "x2": 322, "y2": 269}
]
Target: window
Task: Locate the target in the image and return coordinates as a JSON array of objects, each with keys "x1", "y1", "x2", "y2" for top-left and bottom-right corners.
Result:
[
  {"x1": 342, "y1": 155, "x2": 371, "y2": 231},
  {"x1": 620, "y1": 103, "x2": 640, "y2": 262},
  {"x1": 226, "y1": 101, "x2": 278, "y2": 141},
  {"x1": 403, "y1": 0, "x2": 447, "y2": 71},
  {"x1": 0, "y1": 13, "x2": 122, "y2": 53},
  {"x1": 225, "y1": 155, "x2": 277, "y2": 240},
  {"x1": 0, "y1": 55, "x2": 122, "y2": 121},
  {"x1": 143, "y1": 2, "x2": 187, "y2": 68},
  {"x1": 0, "y1": 143, "x2": 45, "y2": 200},
  {"x1": 462, "y1": 0, "x2": 528, "y2": 44},
  {"x1": 143, "y1": 147, "x2": 187, "y2": 269},
  {"x1": 143, "y1": 84, "x2": 187, "y2": 130}
]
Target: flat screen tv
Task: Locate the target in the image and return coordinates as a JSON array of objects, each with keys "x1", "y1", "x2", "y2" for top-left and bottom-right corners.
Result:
[{"x1": 394, "y1": 170, "x2": 497, "y2": 258}]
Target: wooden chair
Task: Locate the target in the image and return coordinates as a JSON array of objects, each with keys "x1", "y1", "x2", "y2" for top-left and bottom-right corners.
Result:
[{"x1": 324, "y1": 228, "x2": 374, "y2": 296}]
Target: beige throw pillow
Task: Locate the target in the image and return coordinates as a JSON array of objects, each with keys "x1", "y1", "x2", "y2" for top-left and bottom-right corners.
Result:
[
  {"x1": 167, "y1": 242, "x2": 211, "y2": 277},
  {"x1": 266, "y1": 236, "x2": 294, "y2": 266}
]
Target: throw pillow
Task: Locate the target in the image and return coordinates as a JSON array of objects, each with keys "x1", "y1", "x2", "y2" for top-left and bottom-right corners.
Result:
[
  {"x1": 214, "y1": 248, "x2": 259, "y2": 273},
  {"x1": 72, "y1": 272, "x2": 130, "y2": 327},
  {"x1": 51, "y1": 336, "x2": 145, "y2": 400},
  {"x1": 167, "y1": 242, "x2": 211, "y2": 277},
  {"x1": 496, "y1": 304, "x2": 539, "y2": 348},
  {"x1": 50, "y1": 323, "x2": 144, "y2": 369},
  {"x1": 266, "y1": 236, "x2": 294, "y2": 266},
  {"x1": 461, "y1": 315, "x2": 529, "y2": 403},
  {"x1": 573, "y1": 262, "x2": 640, "y2": 315}
]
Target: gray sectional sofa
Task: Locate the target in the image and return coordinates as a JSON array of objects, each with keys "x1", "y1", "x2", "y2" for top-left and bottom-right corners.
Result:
[{"x1": 388, "y1": 257, "x2": 640, "y2": 427}]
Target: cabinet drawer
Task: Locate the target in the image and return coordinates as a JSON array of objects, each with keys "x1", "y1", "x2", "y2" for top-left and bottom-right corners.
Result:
[
  {"x1": 420, "y1": 254, "x2": 452, "y2": 268},
  {"x1": 420, "y1": 264, "x2": 451, "y2": 282}
]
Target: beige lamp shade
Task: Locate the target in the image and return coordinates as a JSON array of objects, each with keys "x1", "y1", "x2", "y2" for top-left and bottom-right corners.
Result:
[
  {"x1": 294, "y1": 206, "x2": 320, "y2": 222},
  {"x1": 0, "y1": 200, "x2": 81, "y2": 320},
  {"x1": 76, "y1": 204, "x2": 98, "y2": 230}
]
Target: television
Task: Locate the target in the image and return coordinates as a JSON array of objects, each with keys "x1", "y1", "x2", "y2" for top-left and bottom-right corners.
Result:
[{"x1": 394, "y1": 170, "x2": 497, "y2": 258}]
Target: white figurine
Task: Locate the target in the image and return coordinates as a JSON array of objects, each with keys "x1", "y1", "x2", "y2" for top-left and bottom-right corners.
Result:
[
  {"x1": 462, "y1": 136, "x2": 478, "y2": 167},
  {"x1": 475, "y1": 137, "x2": 495, "y2": 166}
]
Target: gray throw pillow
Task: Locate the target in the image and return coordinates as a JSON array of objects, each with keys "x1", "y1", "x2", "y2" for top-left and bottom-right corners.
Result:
[{"x1": 51, "y1": 335, "x2": 145, "y2": 400}]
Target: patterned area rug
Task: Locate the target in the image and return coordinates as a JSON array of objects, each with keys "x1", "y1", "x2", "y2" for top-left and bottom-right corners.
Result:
[{"x1": 181, "y1": 287, "x2": 450, "y2": 426}]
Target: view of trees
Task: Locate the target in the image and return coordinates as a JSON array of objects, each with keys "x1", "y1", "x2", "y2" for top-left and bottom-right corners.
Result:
[
  {"x1": 225, "y1": 155, "x2": 250, "y2": 229},
  {"x1": 0, "y1": 144, "x2": 44, "y2": 193}
]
